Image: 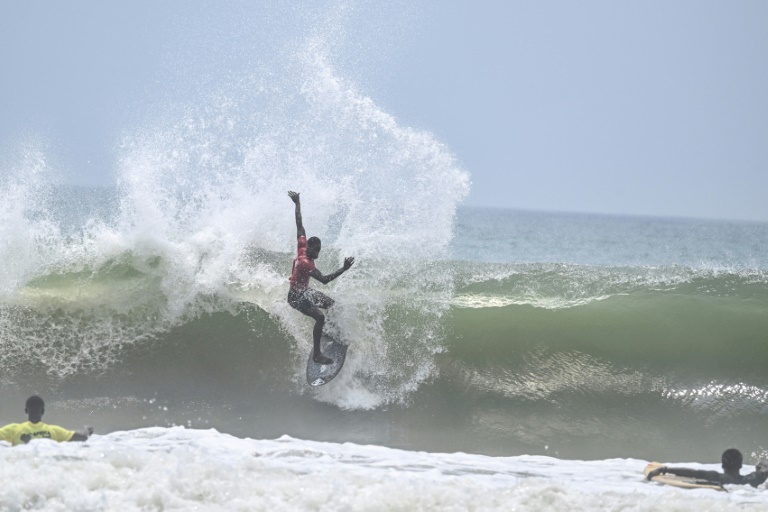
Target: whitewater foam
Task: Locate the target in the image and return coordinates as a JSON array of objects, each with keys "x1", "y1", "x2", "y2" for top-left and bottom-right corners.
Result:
[{"x1": 1, "y1": 427, "x2": 765, "y2": 511}]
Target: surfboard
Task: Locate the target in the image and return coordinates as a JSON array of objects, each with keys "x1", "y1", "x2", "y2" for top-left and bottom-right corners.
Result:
[
  {"x1": 306, "y1": 334, "x2": 348, "y2": 387},
  {"x1": 643, "y1": 462, "x2": 725, "y2": 491}
]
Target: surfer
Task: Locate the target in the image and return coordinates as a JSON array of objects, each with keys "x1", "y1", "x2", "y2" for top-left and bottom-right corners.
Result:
[
  {"x1": 0, "y1": 395, "x2": 94, "y2": 446},
  {"x1": 646, "y1": 448, "x2": 768, "y2": 488},
  {"x1": 287, "y1": 191, "x2": 354, "y2": 365}
]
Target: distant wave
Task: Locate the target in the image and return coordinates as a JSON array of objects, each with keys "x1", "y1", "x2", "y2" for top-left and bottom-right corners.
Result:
[{"x1": 452, "y1": 262, "x2": 768, "y2": 309}]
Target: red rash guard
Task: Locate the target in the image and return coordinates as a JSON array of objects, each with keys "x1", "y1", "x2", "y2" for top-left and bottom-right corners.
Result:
[{"x1": 289, "y1": 235, "x2": 315, "y2": 291}]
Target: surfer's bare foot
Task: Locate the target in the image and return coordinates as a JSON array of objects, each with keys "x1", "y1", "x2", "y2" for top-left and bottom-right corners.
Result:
[{"x1": 313, "y1": 353, "x2": 333, "y2": 365}]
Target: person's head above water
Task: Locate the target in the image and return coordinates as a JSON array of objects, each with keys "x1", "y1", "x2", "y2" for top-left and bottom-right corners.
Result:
[
  {"x1": 307, "y1": 236, "x2": 321, "y2": 259},
  {"x1": 721, "y1": 448, "x2": 743, "y2": 472},
  {"x1": 25, "y1": 395, "x2": 45, "y2": 423}
]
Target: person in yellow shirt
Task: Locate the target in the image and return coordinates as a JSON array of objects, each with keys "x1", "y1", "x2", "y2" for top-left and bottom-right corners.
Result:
[{"x1": 0, "y1": 395, "x2": 93, "y2": 446}]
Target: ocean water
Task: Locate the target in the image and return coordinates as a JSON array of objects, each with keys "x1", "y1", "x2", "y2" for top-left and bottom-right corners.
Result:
[
  {"x1": 2, "y1": 4, "x2": 768, "y2": 510},
  {"x1": 2, "y1": 191, "x2": 767, "y2": 510}
]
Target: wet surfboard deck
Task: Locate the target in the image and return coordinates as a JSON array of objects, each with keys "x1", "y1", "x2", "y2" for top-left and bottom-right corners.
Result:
[
  {"x1": 643, "y1": 462, "x2": 725, "y2": 491},
  {"x1": 306, "y1": 334, "x2": 348, "y2": 387}
]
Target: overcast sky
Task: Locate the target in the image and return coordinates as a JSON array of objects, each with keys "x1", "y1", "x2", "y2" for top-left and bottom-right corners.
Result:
[{"x1": 1, "y1": 1, "x2": 767, "y2": 221}]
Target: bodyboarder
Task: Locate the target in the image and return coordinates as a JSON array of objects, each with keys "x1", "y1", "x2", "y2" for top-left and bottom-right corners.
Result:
[
  {"x1": 287, "y1": 191, "x2": 354, "y2": 365},
  {"x1": 646, "y1": 448, "x2": 768, "y2": 488}
]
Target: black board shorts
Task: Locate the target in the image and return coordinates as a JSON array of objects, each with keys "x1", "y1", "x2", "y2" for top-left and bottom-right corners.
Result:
[{"x1": 288, "y1": 288, "x2": 330, "y2": 314}]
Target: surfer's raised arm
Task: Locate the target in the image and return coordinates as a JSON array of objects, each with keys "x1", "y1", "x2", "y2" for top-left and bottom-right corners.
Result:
[
  {"x1": 310, "y1": 257, "x2": 355, "y2": 285},
  {"x1": 288, "y1": 191, "x2": 305, "y2": 239}
]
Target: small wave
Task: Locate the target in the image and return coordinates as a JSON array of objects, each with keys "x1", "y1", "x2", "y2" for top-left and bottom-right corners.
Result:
[
  {"x1": 452, "y1": 262, "x2": 768, "y2": 309},
  {"x1": 450, "y1": 293, "x2": 614, "y2": 310}
]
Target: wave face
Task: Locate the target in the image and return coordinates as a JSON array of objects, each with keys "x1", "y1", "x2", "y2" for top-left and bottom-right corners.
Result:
[
  {"x1": 445, "y1": 265, "x2": 768, "y2": 457},
  {"x1": 439, "y1": 211, "x2": 768, "y2": 459}
]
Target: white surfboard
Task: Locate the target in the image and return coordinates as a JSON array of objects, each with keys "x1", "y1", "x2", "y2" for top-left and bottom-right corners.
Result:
[{"x1": 643, "y1": 462, "x2": 725, "y2": 491}]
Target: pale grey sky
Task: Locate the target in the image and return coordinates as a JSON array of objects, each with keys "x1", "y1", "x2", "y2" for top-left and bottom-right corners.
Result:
[{"x1": 1, "y1": 0, "x2": 767, "y2": 221}]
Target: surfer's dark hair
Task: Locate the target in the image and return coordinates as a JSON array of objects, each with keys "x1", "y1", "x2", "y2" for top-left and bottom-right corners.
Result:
[
  {"x1": 308, "y1": 236, "x2": 321, "y2": 248},
  {"x1": 25, "y1": 395, "x2": 44, "y2": 410},
  {"x1": 721, "y1": 448, "x2": 743, "y2": 470}
]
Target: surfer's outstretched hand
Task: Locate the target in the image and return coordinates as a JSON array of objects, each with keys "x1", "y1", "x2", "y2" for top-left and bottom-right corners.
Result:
[
  {"x1": 288, "y1": 191, "x2": 300, "y2": 204},
  {"x1": 343, "y1": 257, "x2": 355, "y2": 270},
  {"x1": 757, "y1": 460, "x2": 768, "y2": 475}
]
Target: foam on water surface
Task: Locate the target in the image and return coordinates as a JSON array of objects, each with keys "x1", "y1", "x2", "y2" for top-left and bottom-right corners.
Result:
[{"x1": 0, "y1": 427, "x2": 766, "y2": 511}]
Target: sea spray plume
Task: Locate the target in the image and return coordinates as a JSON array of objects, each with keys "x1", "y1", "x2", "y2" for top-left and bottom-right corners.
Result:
[
  {"x1": 281, "y1": 37, "x2": 470, "y2": 408},
  {"x1": 0, "y1": 145, "x2": 153, "y2": 379},
  {"x1": 0, "y1": 140, "x2": 234, "y2": 379},
  {"x1": 0, "y1": 144, "x2": 62, "y2": 379},
  {"x1": 111, "y1": 28, "x2": 469, "y2": 408},
  {"x1": 0, "y1": 3, "x2": 470, "y2": 402},
  {"x1": 0, "y1": 144, "x2": 61, "y2": 298}
]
